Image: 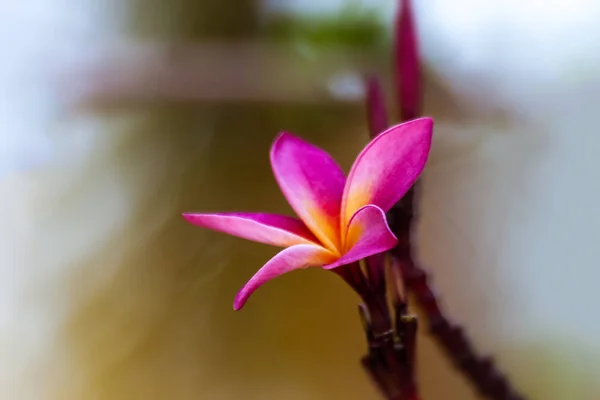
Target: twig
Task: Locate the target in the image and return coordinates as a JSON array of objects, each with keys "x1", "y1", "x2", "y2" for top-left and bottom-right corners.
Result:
[
  {"x1": 335, "y1": 257, "x2": 419, "y2": 400},
  {"x1": 387, "y1": 186, "x2": 527, "y2": 400},
  {"x1": 360, "y1": 0, "x2": 529, "y2": 397}
]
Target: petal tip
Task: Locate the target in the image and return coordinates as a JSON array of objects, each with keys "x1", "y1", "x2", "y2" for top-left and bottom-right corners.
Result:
[
  {"x1": 270, "y1": 131, "x2": 300, "y2": 162},
  {"x1": 412, "y1": 116, "x2": 434, "y2": 146},
  {"x1": 271, "y1": 131, "x2": 297, "y2": 149},
  {"x1": 374, "y1": 116, "x2": 434, "y2": 146},
  {"x1": 408, "y1": 116, "x2": 433, "y2": 129},
  {"x1": 233, "y1": 291, "x2": 248, "y2": 311},
  {"x1": 181, "y1": 212, "x2": 208, "y2": 226},
  {"x1": 385, "y1": 116, "x2": 434, "y2": 150}
]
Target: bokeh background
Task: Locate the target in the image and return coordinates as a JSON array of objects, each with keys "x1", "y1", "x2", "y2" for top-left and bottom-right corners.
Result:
[{"x1": 2, "y1": 0, "x2": 600, "y2": 399}]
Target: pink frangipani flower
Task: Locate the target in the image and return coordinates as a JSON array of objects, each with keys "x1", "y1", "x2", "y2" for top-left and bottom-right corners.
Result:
[{"x1": 183, "y1": 117, "x2": 433, "y2": 310}]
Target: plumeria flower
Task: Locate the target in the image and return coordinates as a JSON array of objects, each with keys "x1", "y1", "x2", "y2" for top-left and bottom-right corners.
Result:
[{"x1": 183, "y1": 117, "x2": 433, "y2": 310}]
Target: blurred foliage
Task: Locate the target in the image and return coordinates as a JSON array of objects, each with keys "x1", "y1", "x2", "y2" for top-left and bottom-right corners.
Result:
[
  {"x1": 264, "y1": 5, "x2": 388, "y2": 49},
  {"x1": 129, "y1": 0, "x2": 388, "y2": 50},
  {"x1": 129, "y1": 0, "x2": 259, "y2": 39}
]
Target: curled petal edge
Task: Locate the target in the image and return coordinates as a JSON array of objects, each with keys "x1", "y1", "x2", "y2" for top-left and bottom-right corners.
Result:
[
  {"x1": 323, "y1": 204, "x2": 397, "y2": 270},
  {"x1": 234, "y1": 244, "x2": 337, "y2": 310}
]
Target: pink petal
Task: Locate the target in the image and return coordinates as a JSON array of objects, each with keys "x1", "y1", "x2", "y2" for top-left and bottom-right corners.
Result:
[
  {"x1": 234, "y1": 244, "x2": 337, "y2": 310},
  {"x1": 182, "y1": 212, "x2": 318, "y2": 247},
  {"x1": 340, "y1": 117, "x2": 433, "y2": 227},
  {"x1": 395, "y1": 0, "x2": 421, "y2": 121},
  {"x1": 323, "y1": 205, "x2": 397, "y2": 270},
  {"x1": 270, "y1": 132, "x2": 346, "y2": 252},
  {"x1": 365, "y1": 75, "x2": 389, "y2": 138}
]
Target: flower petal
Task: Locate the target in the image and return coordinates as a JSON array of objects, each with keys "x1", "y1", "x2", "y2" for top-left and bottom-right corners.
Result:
[
  {"x1": 340, "y1": 118, "x2": 433, "y2": 228},
  {"x1": 234, "y1": 244, "x2": 337, "y2": 310},
  {"x1": 323, "y1": 205, "x2": 397, "y2": 270},
  {"x1": 182, "y1": 212, "x2": 317, "y2": 247},
  {"x1": 270, "y1": 132, "x2": 346, "y2": 252}
]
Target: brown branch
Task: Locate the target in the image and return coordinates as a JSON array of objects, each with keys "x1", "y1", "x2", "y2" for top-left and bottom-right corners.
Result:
[
  {"x1": 358, "y1": 1, "x2": 527, "y2": 398},
  {"x1": 387, "y1": 0, "x2": 527, "y2": 397},
  {"x1": 361, "y1": 66, "x2": 421, "y2": 400},
  {"x1": 387, "y1": 184, "x2": 527, "y2": 400},
  {"x1": 335, "y1": 259, "x2": 420, "y2": 400}
]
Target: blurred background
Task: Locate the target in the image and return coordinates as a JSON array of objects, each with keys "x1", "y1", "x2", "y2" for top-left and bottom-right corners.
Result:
[{"x1": 2, "y1": 0, "x2": 600, "y2": 399}]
